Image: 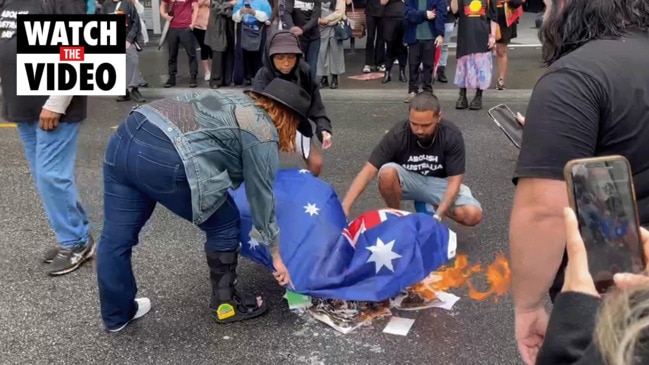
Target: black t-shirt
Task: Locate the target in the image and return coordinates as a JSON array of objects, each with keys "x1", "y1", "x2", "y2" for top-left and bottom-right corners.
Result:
[
  {"x1": 514, "y1": 30, "x2": 649, "y2": 226},
  {"x1": 455, "y1": 0, "x2": 497, "y2": 58},
  {"x1": 513, "y1": 31, "x2": 649, "y2": 302},
  {"x1": 368, "y1": 119, "x2": 465, "y2": 178}
]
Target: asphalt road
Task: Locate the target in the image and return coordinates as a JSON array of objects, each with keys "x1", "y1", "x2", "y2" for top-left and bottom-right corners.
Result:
[{"x1": 0, "y1": 91, "x2": 529, "y2": 365}]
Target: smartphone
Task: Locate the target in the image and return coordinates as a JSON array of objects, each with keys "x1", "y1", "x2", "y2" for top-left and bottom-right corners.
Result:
[
  {"x1": 487, "y1": 104, "x2": 523, "y2": 149},
  {"x1": 244, "y1": 3, "x2": 251, "y2": 7},
  {"x1": 564, "y1": 156, "x2": 645, "y2": 294}
]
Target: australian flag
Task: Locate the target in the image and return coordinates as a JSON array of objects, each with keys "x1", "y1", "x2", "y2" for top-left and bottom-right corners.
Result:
[{"x1": 230, "y1": 168, "x2": 457, "y2": 302}]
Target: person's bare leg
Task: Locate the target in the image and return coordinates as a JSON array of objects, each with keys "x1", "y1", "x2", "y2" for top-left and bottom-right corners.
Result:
[
  {"x1": 202, "y1": 60, "x2": 211, "y2": 75},
  {"x1": 378, "y1": 166, "x2": 402, "y2": 209},
  {"x1": 496, "y1": 43, "x2": 508, "y2": 82},
  {"x1": 304, "y1": 142, "x2": 323, "y2": 177},
  {"x1": 446, "y1": 205, "x2": 483, "y2": 227}
]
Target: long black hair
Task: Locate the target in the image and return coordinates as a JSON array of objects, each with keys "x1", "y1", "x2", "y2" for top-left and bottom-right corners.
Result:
[{"x1": 540, "y1": 0, "x2": 649, "y2": 66}]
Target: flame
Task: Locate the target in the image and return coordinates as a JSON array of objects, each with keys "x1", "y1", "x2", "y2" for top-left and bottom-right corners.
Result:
[{"x1": 409, "y1": 253, "x2": 512, "y2": 302}]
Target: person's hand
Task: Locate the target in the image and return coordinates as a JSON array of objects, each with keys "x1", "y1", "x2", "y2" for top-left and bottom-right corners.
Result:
[
  {"x1": 162, "y1": 13, "x2": 172, "y2": 21},
  {"x1": 488, "y1": 34, "x2": 496, "y2": 49},
  {"x1": 321, "y1": 131, "x2": 332, "y2": 149},
  {"x1": 272, "y1": 250, "x2": 295, "y2": 289},
  {"x1": 614, "y1": 227, "x2": 649, "y2": 289},
  {"x1": 515, "y1": 307, "x2": 550, "y2": 365},
  {"x1": 39, "y1": 108, "x2": 61, "y2": 131},
  {"x1": 561, "y1": 207, "x2": 599, "y2": 296},
  {"x1": 126, "y1": 41, "x2": 132, "y2": 49},
  {"x1": 229, "y1": 0, "x2": 237, "y2": 5},
  {"x1": 516, "y1": 112, "x2": 525, "y2": 126},
  {"x1": 189, "y1": 22, "x2": 195, "y2": 29},
  {"x1": 290, "y1": 26, "x2": 303, "y2": 36},
  {"x1": 426, "y1": 10, "x2": 436, "y2": 19},
  {"x1": 318, "y1": 18, "x2": 327, "y2": 25},
  {"x1": 434, "y1": 35, "x2": 443, "y2": 47},
  {"x1": 342, "y1": 202, "x2": 351, "y2": 218}
]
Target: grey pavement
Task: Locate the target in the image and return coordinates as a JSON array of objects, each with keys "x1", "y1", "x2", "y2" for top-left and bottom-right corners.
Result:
[{"x1": 0, "y1": 93, "x2": 527, "y2": 365}]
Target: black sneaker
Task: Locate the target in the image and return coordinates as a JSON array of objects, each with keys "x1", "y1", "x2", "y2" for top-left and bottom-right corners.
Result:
[
  {"x1": 189, "y1": 76, "x2": 198, "y2": 88},
  {"x1": 164, "y1": 76, "x2": 176, "y2": 88},
  {"x1": 130, "y1": 88, "x2": 146, "y2": 103},
  {"x1": 48, "y1": 235, "x2": 96, "y2": 276},
  {"x1": 43, "y1": 246, "x2": 60, "y2": 263}
]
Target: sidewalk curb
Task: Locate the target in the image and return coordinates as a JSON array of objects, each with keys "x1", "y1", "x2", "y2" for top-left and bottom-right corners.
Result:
[
  {"x1": 127, "y1": 87, "x2": 533, "y2": 102},
  {"x1": 0, "y1": 88, "x2": 532, "y2": 102}
]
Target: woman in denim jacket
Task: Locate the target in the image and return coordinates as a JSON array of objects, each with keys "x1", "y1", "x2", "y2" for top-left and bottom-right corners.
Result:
[{"x1": 96, "y1": 79, "x2": 312, "y2": 332}]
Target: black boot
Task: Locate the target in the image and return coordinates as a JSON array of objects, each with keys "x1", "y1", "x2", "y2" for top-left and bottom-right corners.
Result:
[
  {"x1": 469, "y1": 89, "x2": 483, "y2": 110},
  {"x1": 399, "y1": 67, "x2": 407, "y2": 82},
  {"x1": 381, "y1": 70, "x2": 391, "y2": 84},
  {"x1": 164, "y1": 75, "x2": 176, "y2": 88},
  {"x1": 206, "y1": 250, "x2": 268, "y2": 323},
  {"x1": 116, "y1": 89, "x2": 130, "y2": 102},
  {"x1": 130, "y1": 87, "x2": 146, "y2": 103},
  {"x1": 320, "y1": 76, "x2": 329, "y2": 88},
  {"x1": 456, "y1": 88, "x2": 469, "y2": 109},
  {"x1": 330, "y1": 74, "x2": 338, "y2": 89},
  {"x1": 189, "y1": 75, "x2": 198, "y2": 88},
  {"x1": 437, "y1": 66, "x2": 448, "y2": 83}
]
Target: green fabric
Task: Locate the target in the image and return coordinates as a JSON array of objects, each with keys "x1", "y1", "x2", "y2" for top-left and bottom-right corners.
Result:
[{"x1": 416, "y1": 0, "x2": 433, "y2": 40}]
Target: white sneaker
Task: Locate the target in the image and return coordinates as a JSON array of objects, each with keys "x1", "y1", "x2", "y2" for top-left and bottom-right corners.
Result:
[
  {"x1": 204, "y1": 72, "x2": 211, "y2": 81},
  {"x1": 107, "y1": 298, "x2": 151, "y2": 333},
  {"x1": 362, "y1": 65, "x2": 371, "y2": 73}
]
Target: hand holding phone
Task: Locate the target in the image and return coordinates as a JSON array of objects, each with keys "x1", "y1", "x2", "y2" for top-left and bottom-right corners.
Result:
[{"x1": 564, "y1": 155, "x2": 645, "y2": 294}]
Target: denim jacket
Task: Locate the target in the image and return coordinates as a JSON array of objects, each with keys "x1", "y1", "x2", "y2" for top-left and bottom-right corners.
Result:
[{"x1": 134, "y1": 90, "x2": 281, "y2": 248}]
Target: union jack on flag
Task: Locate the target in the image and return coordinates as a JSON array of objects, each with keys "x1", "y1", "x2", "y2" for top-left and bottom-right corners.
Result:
[{"x1": 230, "y1": 168, "x2": 457, "y2": 302}]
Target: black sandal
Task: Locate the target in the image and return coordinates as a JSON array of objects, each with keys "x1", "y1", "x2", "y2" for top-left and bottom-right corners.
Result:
[{"x1": 213, "y1": 291, "x2": 268, "y2": 324}]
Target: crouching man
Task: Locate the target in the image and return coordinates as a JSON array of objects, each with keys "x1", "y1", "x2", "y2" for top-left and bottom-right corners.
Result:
[{"x1": 341, "y1": 93, "x2": 482, "y2": 226}]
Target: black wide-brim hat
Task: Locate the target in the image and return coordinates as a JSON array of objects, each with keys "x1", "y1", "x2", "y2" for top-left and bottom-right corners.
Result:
[{"x1": 245, "y1": 78, "x2": 311, "y2": 122}]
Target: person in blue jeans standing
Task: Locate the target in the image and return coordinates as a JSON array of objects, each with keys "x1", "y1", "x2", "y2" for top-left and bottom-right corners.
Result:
[
  {"x1": 96, "y1": 79, "x2": 312, "y2": 332},
  {"x1": 0, "y1": 0, "x2": 95, "y2": 276},
  {"x1": 436, "y1": 0, "x2": 455, "y2": 83}
]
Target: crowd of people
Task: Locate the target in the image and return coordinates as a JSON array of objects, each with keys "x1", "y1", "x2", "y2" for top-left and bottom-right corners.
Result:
[
  {"x1": 4, "y1": 0, "x2": 649, "y2": 364},
  {"x1": 113, "y1": 0, "x2": 523, "y2": 107}
]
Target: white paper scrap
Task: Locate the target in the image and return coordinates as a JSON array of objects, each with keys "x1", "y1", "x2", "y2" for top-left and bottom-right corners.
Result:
[
  {"x1": 383, "y1": 317, "x2": 415, "y2": 336},
  {"x1": 390, "y1": 291, "x2": 460, "y2": 311}
]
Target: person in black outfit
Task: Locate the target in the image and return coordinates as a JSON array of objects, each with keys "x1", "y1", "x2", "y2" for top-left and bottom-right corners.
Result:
[
  {"x1": 362, "y1": 0, "x2": 386, "y2": 73},
  {"x1": 380, "y1": 0, "x2": 407, "y2": 84},
  {"x1": 252, "y1": 30, "x2": 333, "y2": 176},
  {"x1": 508, "y1": 0, "x2": 649, "y2": 364},
  {"x1": 281, "y1": 0, "x2": 322, "y2": 80}
]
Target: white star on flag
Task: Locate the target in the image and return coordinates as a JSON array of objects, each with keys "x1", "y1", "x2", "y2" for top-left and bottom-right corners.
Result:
[
  {"x1": 299, "y1": 169, "x2": 310, "y2": 174},
  {"x1": 248, "y1": 238, "x2": 260, "y2": 250},
  {"x1": 304, "y1": 203, "x2": 320, "y2": 216},
  {"x1": 366, "y1": 238, "x2": 402, "y2": 273}
]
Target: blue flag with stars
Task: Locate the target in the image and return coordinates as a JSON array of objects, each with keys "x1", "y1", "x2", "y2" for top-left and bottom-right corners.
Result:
[{"x1": 229, "y1": 168, "x2": 457, "y2": 302}]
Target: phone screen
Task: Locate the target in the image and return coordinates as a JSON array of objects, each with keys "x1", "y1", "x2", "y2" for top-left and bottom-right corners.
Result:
[
  {"x1": 244, "y1": 3, "x2": 251, "y2": 7},
  {"x1": 569, "y1": 159, "x2": 644, "y2": 292},
  {"x1": 487, "y1": 104, "x2": 522, "y2": 149}
]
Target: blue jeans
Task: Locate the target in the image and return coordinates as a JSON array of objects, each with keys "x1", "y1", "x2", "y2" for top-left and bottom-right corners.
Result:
[
  {"x1": 301, "y1": 38, "x2": 321, "y2": 81},
  {"x1": 439, "y1": 22, "x2": 456, "y2": 68},
  {"x1": 97, "y1": 111, "x2": 241, "y2": 330},
  {"x1": 16, "y1": 122, "x2": 90, "y2": 249}
]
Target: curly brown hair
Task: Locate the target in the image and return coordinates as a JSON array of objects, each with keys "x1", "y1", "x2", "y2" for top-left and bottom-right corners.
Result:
[{"x1": 250, "y1": 94, "x2": 300, "y2": 153}]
